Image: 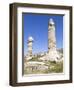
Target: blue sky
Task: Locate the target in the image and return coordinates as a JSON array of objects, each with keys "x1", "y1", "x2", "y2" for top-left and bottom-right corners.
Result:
[{"x1": 23, "y1": 13, "x2": 63, "y2": 54}]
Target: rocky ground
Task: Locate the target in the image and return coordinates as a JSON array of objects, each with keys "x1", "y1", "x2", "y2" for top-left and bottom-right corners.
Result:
[{"x1": 24, "y1": 53, "x2": 63, "y2": 75}]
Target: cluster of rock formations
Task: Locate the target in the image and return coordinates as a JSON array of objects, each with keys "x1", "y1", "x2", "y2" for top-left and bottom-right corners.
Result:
[{"x1": 25, "y1": 18, "x2": 63, "y2": 62}]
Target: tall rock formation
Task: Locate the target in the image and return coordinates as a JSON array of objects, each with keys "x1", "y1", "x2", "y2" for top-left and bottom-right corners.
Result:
[
  {"x1": 47, "y1": 18, "x2": 60, "y2": 61},
  {"x1": 27, "y1": 36, "x2": 34, "y2": 58}
]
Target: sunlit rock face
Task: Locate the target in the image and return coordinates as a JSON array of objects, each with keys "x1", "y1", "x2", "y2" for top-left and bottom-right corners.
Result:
[
  {"x1": 39, "y1": 19, "x2": 61, "y2": 62},
  {"x1": 47, "y1": 19, "x2": 60, "y2": 61},
  {"x1": 48, "y1": 18, "x2": 56, "y2": 50},
  {"x1": 27, "y1": 36, "x2": 34, "y2": 60}
]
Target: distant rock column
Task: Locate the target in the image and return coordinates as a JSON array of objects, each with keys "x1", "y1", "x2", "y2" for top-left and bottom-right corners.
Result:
[{"x1": 27, "y1": 36, "x2": 34, "y2": 57}]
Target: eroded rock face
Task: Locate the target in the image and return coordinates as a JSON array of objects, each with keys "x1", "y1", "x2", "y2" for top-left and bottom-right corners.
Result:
[
  {"x1": 47, "y1": 18, "x2": 60, "y2": 61},
  {"x1": 48, "y1": 19, "x2": 56, "y2": 50},
  {"x1": 39, "y1": 50, "x2": 61, "y2": 62},
  {"x1": 27, "y1": 36, "x2": 34, "y2": 58}
]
